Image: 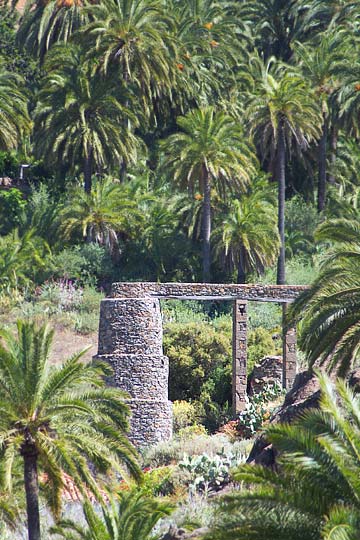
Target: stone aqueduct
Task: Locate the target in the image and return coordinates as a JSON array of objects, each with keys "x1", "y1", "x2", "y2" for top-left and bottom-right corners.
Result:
[{"x1": 96, "y1": 282, "x2": 307, "y2": 446}]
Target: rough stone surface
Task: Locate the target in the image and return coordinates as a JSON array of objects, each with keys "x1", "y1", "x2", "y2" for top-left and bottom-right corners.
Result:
[
  {"x1": 111, "y1": 282, "x2": 307, "y2": 303},
  {"x1": 232, "y1": 301, "x2": 247, "y2": 414},
  {"x1": 96, "y1": 297, "x2": 172, "y2": 447},
  {"x1": 98, "y1": 299, "x2": 163, "y2": 356},
  {"x1": 98, "y1": 354, "x2": 169, "y2": 400},
  {"x1": 128, "y1": 399, "x2": 173, "y2": 447},
  {"x1": 248, "y1": 355, "x2": 283, "y2": 395}
]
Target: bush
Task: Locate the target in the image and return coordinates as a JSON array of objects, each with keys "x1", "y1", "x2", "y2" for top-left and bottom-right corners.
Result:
[
  {"x1": 178, "y1": 449, "x2": 246, "y2": 493},
  {"x1": 164, "y1": 321, "x2": 232, "y2": 403},
  {"x1": 0, "y1": 188, "x2": 26, "y2": 235},
  {"x1": 52, "y1": 243, "x2": 115, "y2": 285},
  {"x1": 285, "y1": 195, "x2": 321, "y2": 258},
  {"x1": 173, "y1": 401, "x2": 198, "y2": 432},
  {"x1": 247, "y1": 327, "x2": 276, "y2": 374},
  {"x1": 236, "y1": 382, "x2": 284, "y2": 439},
  {"x1": 164, "y1": 321, "x2": 232, "y2": 431}
]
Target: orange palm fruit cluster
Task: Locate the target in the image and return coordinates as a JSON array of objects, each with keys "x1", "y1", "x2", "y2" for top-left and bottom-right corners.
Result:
[
  {"x1": 355, "y1": 83, "x2": 360, "y2": 92},
  {"x1": 204, "y1": 22, "x2": 213, "y2": 30},
  {"x1": 210, "y1": 40, "x2": 219, "y2": 47},
  {"x1": 177, "y1": 63, "x2": 184, "y2": 71}
]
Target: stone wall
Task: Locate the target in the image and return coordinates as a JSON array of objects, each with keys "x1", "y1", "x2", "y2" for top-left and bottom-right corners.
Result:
[
  {"x1": 111, "y1": 282, "x2": 307, "y2": 303},
  {"x1": 248, "y1": 356, "x2": 283, "y2": 395},
  {"x1": 96, "y1": 297, "x2": 172, "y2": 447}
]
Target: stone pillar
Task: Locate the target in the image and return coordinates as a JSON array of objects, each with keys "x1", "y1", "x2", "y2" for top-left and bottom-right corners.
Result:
[
  {"x1": 282, "y1": 304, "x2": 297, "y2": 390},
  {"x1": 232, "y1": 300, "x2": 247, "y2": 415},
  {"x1": 96, "y1": 297, "x2": 172, "y2": 447}
]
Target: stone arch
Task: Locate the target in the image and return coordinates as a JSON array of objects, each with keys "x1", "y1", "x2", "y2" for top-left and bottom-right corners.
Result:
[{"x1": 96, "y1": 282, "x2": 307, "y2": 446}]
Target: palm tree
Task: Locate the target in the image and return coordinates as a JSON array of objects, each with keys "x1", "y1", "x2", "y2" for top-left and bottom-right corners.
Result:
[
  {"x1": 239, "y1": 0, "x2": 309, "y2": 61},
  {"x1": 290, "y1": 217, "x2": 360, "y2": 376},
  {"x1": 0, "y1": 60, "x2": 31, "y2": 151},
  {"x1": 61, "y1": 177, "x2": 142, "y2": 253},
  {"x1": 17, "y1": 0, "x2": 89, "y2": 61},
  {"x1": 51, "y1": 489, "x2": 173, "y2": 539},
  {"x1": 34, "y1": 44, "x2": 141, "y2": 193},
  {"x1": 0, "y1": 321, "x2": 141, "y2": 540},
  {"x1": 80, "y1": 0, "x2": 177, "y2": 180},
  {"x1": 161, "y1": 107, "x2": 258, "y2": 282},
  {"x1": 294, "y1": 30, "x2": 352, "y2": 211},
  {"x1": 206, "y1": 373, "x2": 360, "y2": 540},
  {"x1": 169, "y1": 0, "x2": 248, "y2": 107},
  {"x1": 0, "y1": 228, "x2": 50, "y2": 291},
  {"x1": 214, "y1": 178, "x2": 280, "y2": 283},
  {"x1": 244, "y1": 57, "x2": 322, "y2": 283}
]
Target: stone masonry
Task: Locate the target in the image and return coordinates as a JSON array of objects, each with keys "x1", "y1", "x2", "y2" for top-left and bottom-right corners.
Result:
[
  {"x1": 96, "y1": 297, "x2": 172, "y2": 447},
  {"x1": 96, "y1": 282, "x2": 307, "y2": 447},
  {"x1": 232, "y1": 301, "x2": 248, "y2": 414}
]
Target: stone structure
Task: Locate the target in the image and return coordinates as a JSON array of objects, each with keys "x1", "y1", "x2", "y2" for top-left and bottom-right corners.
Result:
[
  {"x1": 96, "y1": 297, "x2": 172, "y2": 447},
  {"x1": 232, "y1": 301, "x2": 248, "y2": 413},
  {"x1": 248, "y1": 356, "x2": 283, "y2": 395},
  {"x1": 97, "y1": 282, "x2": 307, "y2": 446}
]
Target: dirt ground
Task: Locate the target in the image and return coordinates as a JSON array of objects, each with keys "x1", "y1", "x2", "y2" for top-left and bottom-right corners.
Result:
[{"x1": 50, "y1": 326, "x2": 98, "y2": 365}]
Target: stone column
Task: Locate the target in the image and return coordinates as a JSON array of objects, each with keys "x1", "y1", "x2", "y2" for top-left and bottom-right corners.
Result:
[
  {"x1": 96, "y1": 297, "x2": 172, "y2": 447},
  {"x1": 232, "y1": 300, "x2": 247, "y2": 415},
  {"x1": 282, "y1": 304, "x2": 297, "y2": 390}
]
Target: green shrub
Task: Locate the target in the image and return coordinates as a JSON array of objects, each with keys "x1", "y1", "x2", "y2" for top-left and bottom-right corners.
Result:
[
  {"x1": 178, "y1": 449, "x2": 246, "y2": 493},
  {"x1": 0, "y1": 188, "x2": 26, "y2": 235},
  {"x1": 285, "y1": 195, "x2": 321, "y2": 258},
  {"x1": 247, "y1": 327, "x2": 276, "y2": 373},
  {"x1": 173, "y1": 400, "x2": 198, "y2": 432},
  {"x1": 164, "y1": 321, "x2": 232, "y2": 403},
  {"x1": 52, "y1": 243, "x2": 115, "y2": 285},
  {"x1": 164, "y1": 321, "x2": 232, "y2": 431}
]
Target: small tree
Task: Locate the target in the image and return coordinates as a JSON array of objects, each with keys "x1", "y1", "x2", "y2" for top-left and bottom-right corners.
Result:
[{"x1": 0, "y1": 321, "x2": 141, "y2": 540}]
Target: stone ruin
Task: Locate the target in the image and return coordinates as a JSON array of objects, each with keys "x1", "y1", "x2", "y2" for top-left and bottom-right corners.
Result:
[{"x1": 95, "y1": 282, "x2": 307, "y2": 447}]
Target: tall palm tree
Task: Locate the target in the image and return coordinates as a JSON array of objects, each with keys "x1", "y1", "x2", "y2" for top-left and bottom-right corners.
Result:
[
  {"x1": 0, "y1": 60, "x2": 31, "y2": 151},
  {"x1": 206, "y1": 373, "x2": 360, "y2": 540},
  {"x1": 51, "y1": 489, "x2": 173, "y2": 539},
  {"x1": 80, "y1": 0, "x2": 177, "y2": 180},
  {"x1": 290, "y1": 217, "x2": 360, "y2": 376},
  {"x1": 244, "y1": 57, "x2": 322, "y2": 283},
  {"x1": 295, "y1": 30, "x2": 352, "y2": 211},
  {"x1": 17, "y1": 0, "x2": 89, "y2": 61},
  {"x1": 169, "y1": 0, "x2": 248, "y2": 107},
  {"x1": 0, "y1": 321, "x2": 141, "y2": 540},
  {"x1": 239, "y1": 0, "x2": 309, "y2": 61},
  {"x1": 34, "y1": 44, "x2": 141, "y2": 193},
  {"x1": 161, "y1": 107, "x2": 258, "y2": 282},
  {"x1": 214, "y1": 178, "x2": 280, "y2": 283},
  {"x1": 61, "y1": 177, "x2": 142, "y2": 253},
  {"x1": 82, "y1": 0, "x2": 176, "y2": 103}
]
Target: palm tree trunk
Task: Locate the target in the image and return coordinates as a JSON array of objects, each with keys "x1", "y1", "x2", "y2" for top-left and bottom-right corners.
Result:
[
  {"x1": 237, "y1": 245, "x2": 246, "y2": 284},
  {"x1": 317, "y1": 114, "x2": 327, "y2": 212},
  {"x1": 328, "y1": 125, "x2": 338, "y2": 185},
  {"x1": 84, "y1": 148, "x2": 93, "y2": 194},
  {"x1": 120, "y1": 64, "x2": 130, "y2": 183},
  {"x1": 22, "y1": 443, "x2": 41, "y2": 540},
  {"x1": 202, "y1": 165, "x2": 211, "y2": 283},
  {"x1": 276, "y1": 121, "x2": 286, "y2": 286}
]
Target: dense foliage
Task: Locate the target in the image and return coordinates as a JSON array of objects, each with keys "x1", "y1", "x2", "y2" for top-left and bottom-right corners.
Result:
[{"x1": 3, "y1": 0, "x2": 360, "y2": 538}]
